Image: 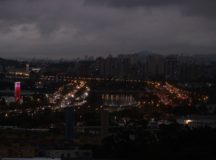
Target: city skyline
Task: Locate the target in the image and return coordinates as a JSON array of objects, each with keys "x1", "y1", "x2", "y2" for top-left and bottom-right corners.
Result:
[
  {"x1": 1, "y1": 1, "x2": 216, "y2": 158},
  {"x1": 0, "y1": 0, "x2": 216, "y2": 59}
]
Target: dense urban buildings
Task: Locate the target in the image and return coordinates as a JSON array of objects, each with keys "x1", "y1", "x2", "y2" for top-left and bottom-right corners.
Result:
[
  {"x1": 0, "y1": 53, "x2": 216, "y2": 159},
  {"x1": 2, "y1": 52, "x2": 216, "y2": 82},
  {"x1": 1, "y1": 0, "x2": 216, "y2": 159}
]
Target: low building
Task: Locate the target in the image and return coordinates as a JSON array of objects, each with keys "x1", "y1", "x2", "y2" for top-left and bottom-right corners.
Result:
[
  {"x1": 46, "y1": 148, "x2": 92, "y2": 159},
  {"x1": 0, "y1": 144, "x2": 36, "y2": 158}
]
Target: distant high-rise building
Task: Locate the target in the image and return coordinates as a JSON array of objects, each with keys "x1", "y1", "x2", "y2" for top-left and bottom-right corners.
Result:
[
  {"x1": 146, "y1": 54, "x2": 165, "y2": 79},
  {"x1": 26, "y1": 64, "x2": 30, "y2": 73},
  {"x1": 178, "y1": 56, "x2": 195, "y2": 81},
  {"x1": 165, "y1": 55, "x2": 179, "y2": 81}
]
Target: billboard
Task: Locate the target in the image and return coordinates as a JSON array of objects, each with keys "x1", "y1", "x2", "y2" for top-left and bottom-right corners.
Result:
[{"x1": 15, "y1": 82, "x2": 21, "y2": 103}]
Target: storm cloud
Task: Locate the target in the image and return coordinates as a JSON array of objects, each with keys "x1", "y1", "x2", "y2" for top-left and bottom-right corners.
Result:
[
  {"x1": 85, "y1": 0, "x2": 216, "y2": 17},
  {"x1": 0, "y1": 0, "x2": 216, "y2": 59}
]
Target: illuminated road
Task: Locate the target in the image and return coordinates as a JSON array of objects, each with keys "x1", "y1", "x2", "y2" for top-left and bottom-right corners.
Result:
[
  {"x1": 0, "y1": 80, "x2": 209, "y2": 118},
  {"x1": 49, "y1": 80, "x2": 90, "y2": 110},
  {"x1": 0, "y1": 80, "x2": 90, "y2": 118},
  {"x1": 146, "y1": 81, "x2": 208, "y2": 107}
]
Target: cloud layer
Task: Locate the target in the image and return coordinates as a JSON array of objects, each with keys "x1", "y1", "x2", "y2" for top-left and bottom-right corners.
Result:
[{"x1": 0, "y1": 0, "x2": 215, "y2": 59}]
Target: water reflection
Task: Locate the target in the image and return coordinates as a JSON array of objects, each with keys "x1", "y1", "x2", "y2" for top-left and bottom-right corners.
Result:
[{"x1": 101, "y1": 94, "x2": 137, "y2": 107}]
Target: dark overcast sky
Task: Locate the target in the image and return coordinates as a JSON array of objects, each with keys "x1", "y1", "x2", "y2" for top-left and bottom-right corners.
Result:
[{"x1": 0, "y1": 0, "x2": 216, "y2": 59}]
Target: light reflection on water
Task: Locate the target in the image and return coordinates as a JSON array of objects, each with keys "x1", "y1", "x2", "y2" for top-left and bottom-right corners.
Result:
[{"x1": 102, "y1": 94, "x2": 136, "y2": 106}]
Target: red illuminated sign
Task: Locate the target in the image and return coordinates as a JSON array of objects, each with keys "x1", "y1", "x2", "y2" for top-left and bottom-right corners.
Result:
[{"x1": 15, "y1": 82, "x2": 21, "y2": 103}]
